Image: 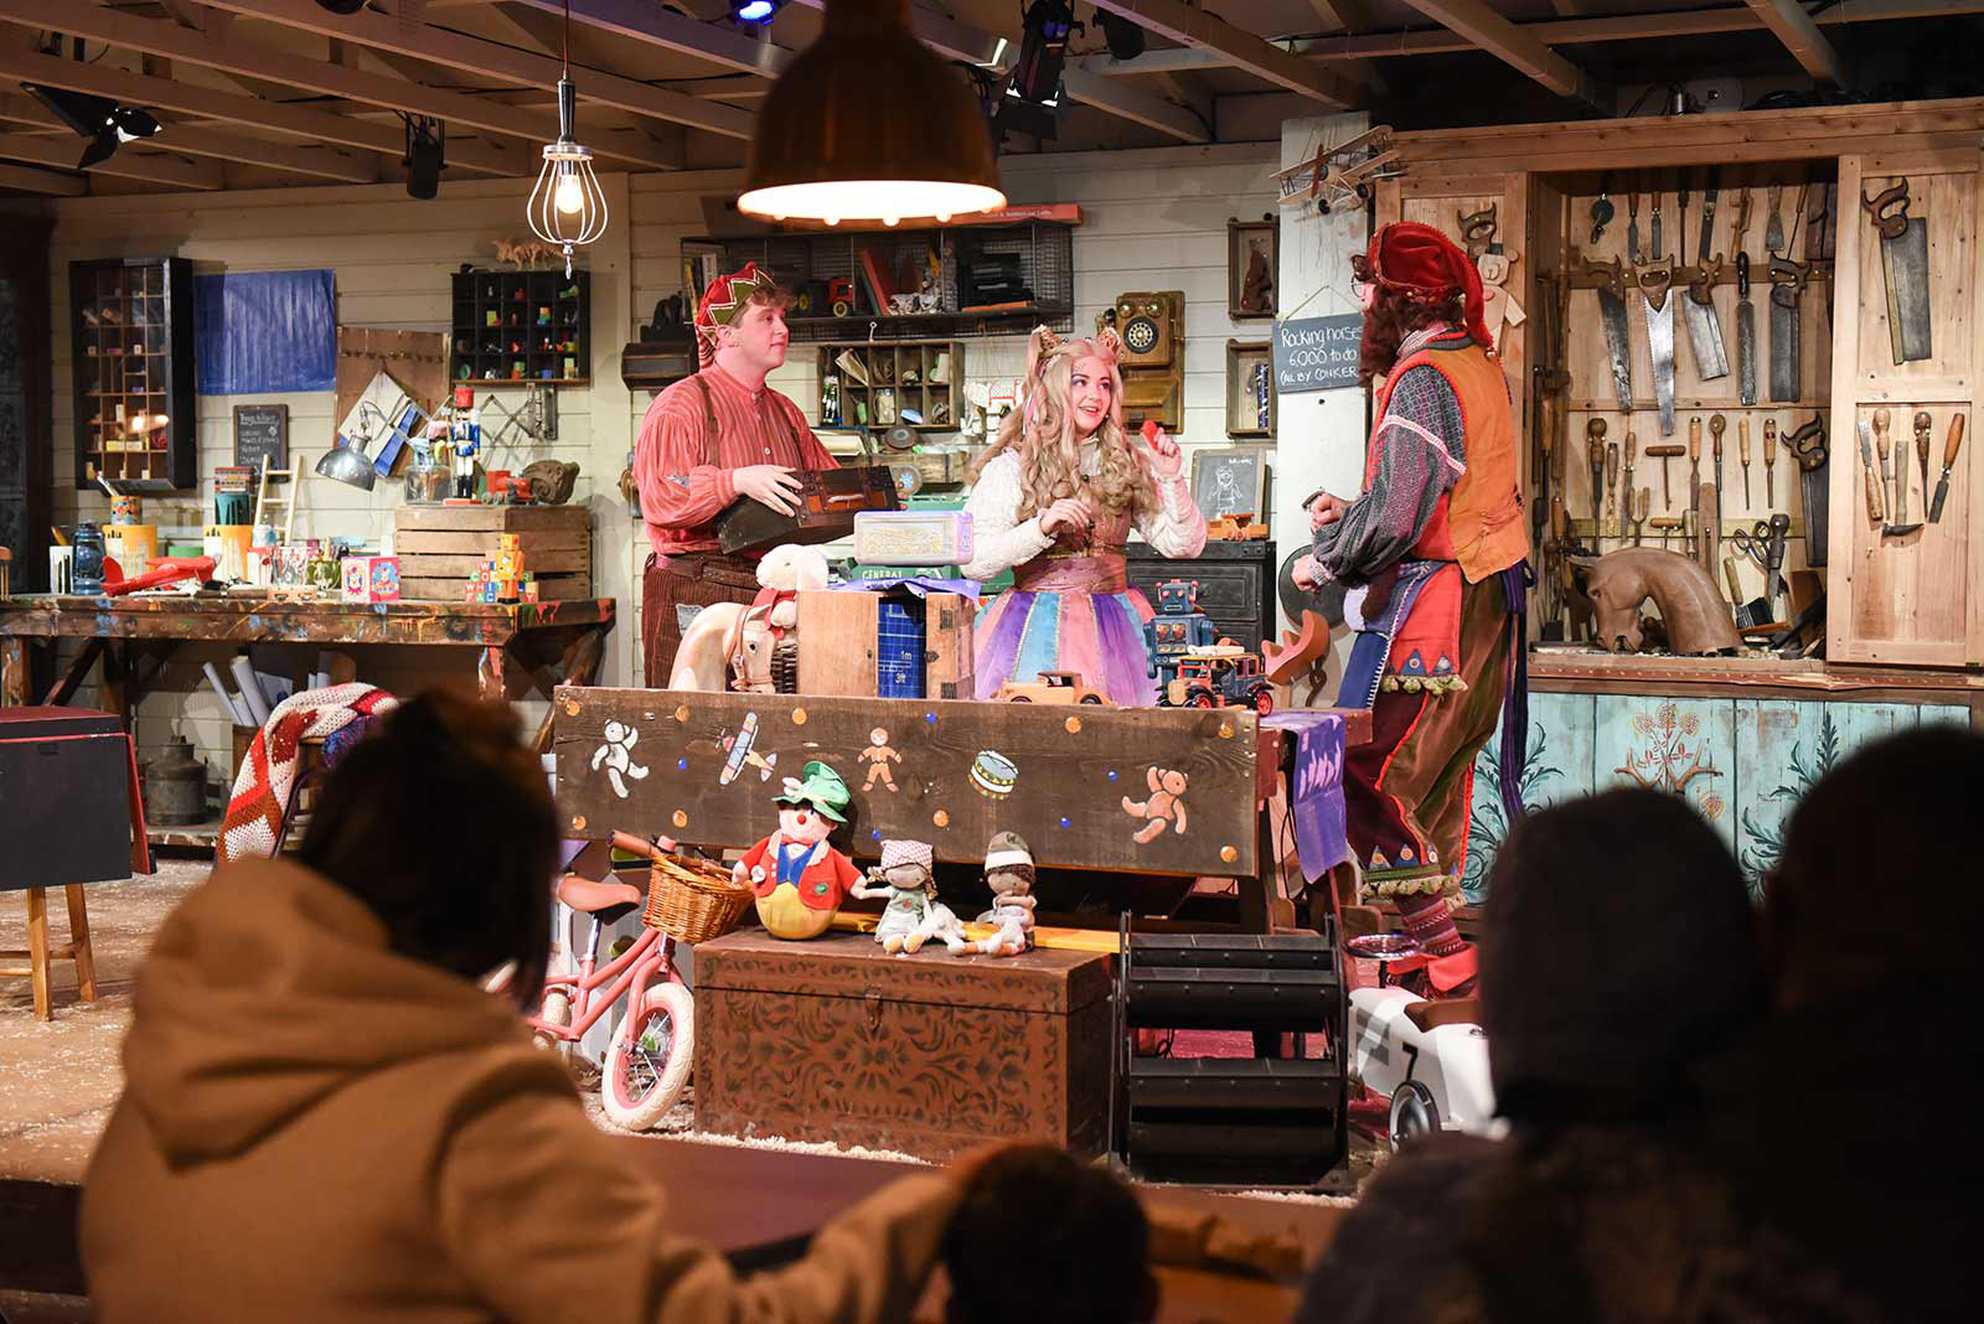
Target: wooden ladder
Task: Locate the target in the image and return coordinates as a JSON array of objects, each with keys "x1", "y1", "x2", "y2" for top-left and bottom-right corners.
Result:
[{"x1": 254, "y1": 458, "x2": 297, "y2": 541}]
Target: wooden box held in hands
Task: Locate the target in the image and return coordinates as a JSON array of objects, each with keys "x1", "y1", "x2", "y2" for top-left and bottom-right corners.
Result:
[
  {"x1": 692, "y1": 930, "x2": 1112, "y2": 1162},
  {"x1": 795, "y1": 589, "x2": 974, "y2": 699},
  {"x1": 392, "y1": 504, "x2": 592, "y2": 602}
]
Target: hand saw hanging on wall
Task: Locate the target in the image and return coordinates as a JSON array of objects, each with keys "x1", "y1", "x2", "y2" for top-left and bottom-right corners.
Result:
[
  {"x1": 1862, "y1": 179, "x2": 1932, "y2": 364},
  {"x1": 1638, "y1": 256, "x2": 1679, "y2": 436},
  {"x1": 1580, "y1": 255, "x2": 1634, "y2": 408}
]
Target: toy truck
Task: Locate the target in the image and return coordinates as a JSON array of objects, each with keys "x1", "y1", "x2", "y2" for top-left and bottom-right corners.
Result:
[{"x1": 1160, "y1": 645, "x2": 1275, "y2": 713}]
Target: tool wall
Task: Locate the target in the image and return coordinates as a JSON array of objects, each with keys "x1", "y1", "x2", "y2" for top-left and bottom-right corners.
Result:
[{"x1": 1828, "y1": 154, "x2": 1982, "y2": 667}]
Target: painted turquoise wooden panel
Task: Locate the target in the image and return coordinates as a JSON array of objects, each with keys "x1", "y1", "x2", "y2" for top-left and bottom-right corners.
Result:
[
  {"x1": 1459, "y1": 691, "x2": 1596, "y2": 904},
  {"x1": 1734, "y1": 700, "x2": 1827, "y2": 894},
  {"x1": 1911, "y1": 703, "x2": 1972, "y2": 730},
  {"x1": 1594, "y1": 694, "x2": 1739, "y2": 852}
]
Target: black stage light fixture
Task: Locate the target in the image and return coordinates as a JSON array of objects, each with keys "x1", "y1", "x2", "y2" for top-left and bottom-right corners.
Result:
[
  {"x1": 403, "y1": 114, "x2": 445, "y2": 200},
  {"x1": 731, "y1": 0, "x2": 784, "y2": 22},
  {"x1": 314, "y1": 0, "x2": 369, "y2": 15},
  {"x1": 996, "y1": 0, "x2": 1077, "y2": 141},
  {"x1": 1097, "y1": 11, "x2": 1145, "y2": 61},
  {"x1": 24, "y1": 83, "x2": 161, "y2": 170}
]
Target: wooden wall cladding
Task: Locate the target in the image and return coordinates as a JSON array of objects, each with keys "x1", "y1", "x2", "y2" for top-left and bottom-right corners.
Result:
[
  {"x1": 1829, "y1": 152, "x2": 1984, "y2": 666},
  {"x1": 1459, "y1": 689, "x2": 1970, "y2": 901},
  {"x1": 552, "y1": 687, "x2": 1260, "y2": 876}
]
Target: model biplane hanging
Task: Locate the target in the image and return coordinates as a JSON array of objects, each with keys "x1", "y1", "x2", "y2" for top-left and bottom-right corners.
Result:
[{"x1": 1273, "y1": 126, "x2": 1403, "y2": 215}]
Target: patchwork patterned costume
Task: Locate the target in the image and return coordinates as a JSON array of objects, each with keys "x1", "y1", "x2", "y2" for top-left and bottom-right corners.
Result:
[{"x1": 1315, "y1": 223, "x2": 1530, "y2": 987}]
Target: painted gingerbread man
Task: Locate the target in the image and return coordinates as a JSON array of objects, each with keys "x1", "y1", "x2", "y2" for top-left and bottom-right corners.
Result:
[{"x1": 860, "y1": 727, "x2": 902, "y2": 793}]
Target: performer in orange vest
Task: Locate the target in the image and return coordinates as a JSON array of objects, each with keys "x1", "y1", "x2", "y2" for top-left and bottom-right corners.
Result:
[{"x1": 1292, "y1": 222, "x2": 1530, "y2": 993}]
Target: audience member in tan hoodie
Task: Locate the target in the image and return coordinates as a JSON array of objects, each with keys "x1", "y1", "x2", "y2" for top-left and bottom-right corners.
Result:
[{"x1": 82, "y1": 693, "x2": 960, "y2": 1324}]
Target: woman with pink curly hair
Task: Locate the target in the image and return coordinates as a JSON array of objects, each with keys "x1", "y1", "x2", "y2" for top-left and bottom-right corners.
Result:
[{"x1": 961, "y1": 326, "x2": 1206, "y2": 706}]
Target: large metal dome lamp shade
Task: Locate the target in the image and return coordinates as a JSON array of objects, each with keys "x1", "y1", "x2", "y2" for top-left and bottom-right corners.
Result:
[
  {"x1": 314, "y1": 402, "x2": 384, "y2": 491},
  {"x1": 738, "y1": 0, "x2": 1006, "y2": 227}
]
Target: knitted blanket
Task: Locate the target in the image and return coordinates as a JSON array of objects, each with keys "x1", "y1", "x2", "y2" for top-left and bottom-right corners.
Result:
[{"x1": 218, "y1": 683, "x2": 398, "y2": 865}]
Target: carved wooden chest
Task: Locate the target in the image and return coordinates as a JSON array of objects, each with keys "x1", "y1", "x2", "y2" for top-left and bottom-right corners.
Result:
[{"x1": 693, "y1": 930, "x2": 1113, "y2": 1162}]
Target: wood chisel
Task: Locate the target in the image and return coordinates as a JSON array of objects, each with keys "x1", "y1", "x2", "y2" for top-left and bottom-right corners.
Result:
[
  {"x1": 1916, "y1": 410, "x2": 1933, "y2": 505},
  {"x1": 1623, "y1": 431, "x2": 1638, "y2": 538},
  {"x1": 1930, "y1": 413, "x2": 1966, "y2": 523},
  {"x1": 1632, "y1": 487, "x2": 1650, "y2": 545},
  {"x1": 1763, "y1": 416, "x2": 1779, "y2": 508},
  {"x1": 1688, "y1": 415, "x2": 1703, "y2": 513},
  {"x1": 1765, "y1": 182, "x2": 1785, "y2": 256},
  {"x1": 1710, "y1": 414, "x2": 1726, "y2": 502},
  {"x1": 1605, "y1": 440, "x2": 1620, "y2": 534},
  {"x1": 1858, "y1": 417, "x2": 1886, "y2": 522},
  {"x1": 1651, "y1": 179, "x2": 1664, "y2": 259},
  {"x1": 1873, "y1": 408, "x2": 1893, "y2": 519},
  {"x1": 1739, "y1": 417, "x2": 1752, "y2": 506},
  {"x1": 1699, "y1": 170, "x2": 1719, "y2": 264},
  {"x1": 1627, "y1": 187, "x2": 1642, "y2": 264},
  {"x1": 1587, "y1": 418, "x2": 1608, "y2": 535},
  {"x1": 1647, "y1": 444, "x2": 1685, "y2": 509}
]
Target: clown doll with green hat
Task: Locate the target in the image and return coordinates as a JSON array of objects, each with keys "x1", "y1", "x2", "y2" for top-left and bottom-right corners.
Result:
[{"x1": 734, "y1": 759, "x2": 861, "y2": 940}]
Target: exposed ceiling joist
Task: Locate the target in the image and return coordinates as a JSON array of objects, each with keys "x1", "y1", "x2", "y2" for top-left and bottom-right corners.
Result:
[
  {"x1": 1084, "y1": 0, "x2": 1361, "y2": 107},
  {"x1": 153, "y1": 0, "x2": 294, "y2": 99},
  {"x1": 1385, "y1": 0, "x2": 1611, "y2": 108},
  {"x1": 478, "y1": 2, "x2": 565, "y2": 57},
  {"x1": 0, "y1": 158, "x2": 86, "y2": 193},
  {"x1": 198, "y1": 0, "x2": 756, "y2": 139},
  {"x1": 0, "y1": 39, "x2": 529, "y2": 175},
  {"x1": 1084, "y1": 0, "x2": 1984, "y2": 68},
  {"x1": 786, "y1": 0, "x2": 1211, "y2": 144},
  {"x1": 1303, "y1": 0, "x2": 1376, "y2": 31},
  {"x1": 0, "y1": 92, "x2": 379, "y2": 181},
  {"x1": 0, "y1": 130, "x2": 223, "y2": 188},
  {"x1": 1744, "y1": 0, "x2": 1847, "y2": 84},
  {"x1": 502, "y1": 0, "x2": 787, "y2": 77},
  {"x1": 0, "y1": 0, "x2": 684, "y2": 170}
]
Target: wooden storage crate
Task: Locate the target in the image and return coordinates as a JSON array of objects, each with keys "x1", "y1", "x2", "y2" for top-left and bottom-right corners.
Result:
[
  {"x1": 794, "y1": 588, "x2": 973, "y2": 699},
  {"x1": 692, "y1": 929, "x2": 1112, "y2": 1162},
  {"x1": 393, "y1": 504, "x2": 593, "y2": 602}
]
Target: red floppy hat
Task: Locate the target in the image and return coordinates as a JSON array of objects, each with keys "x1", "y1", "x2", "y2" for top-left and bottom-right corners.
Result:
[{"x1": 1362, "y1": 221, "x2": 1492, "y2": 351}]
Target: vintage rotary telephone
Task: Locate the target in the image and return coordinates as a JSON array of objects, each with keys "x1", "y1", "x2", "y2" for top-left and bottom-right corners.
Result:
[{"x1": 1099, "y1": 291, "x2": 1184, "y2": 432}]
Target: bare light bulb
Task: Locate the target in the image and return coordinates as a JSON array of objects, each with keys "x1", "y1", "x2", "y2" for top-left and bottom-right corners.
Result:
[{"x1": 554, "y1": 172, "x2": 585, "y2": 215}]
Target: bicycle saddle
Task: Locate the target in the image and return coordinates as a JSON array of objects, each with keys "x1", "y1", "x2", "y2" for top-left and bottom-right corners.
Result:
[{"x1": 555, "y1": 874, "x2": 645, "y2": 919}]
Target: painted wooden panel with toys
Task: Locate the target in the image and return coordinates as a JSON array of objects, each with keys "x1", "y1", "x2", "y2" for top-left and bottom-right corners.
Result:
[{"x1": 552, "y1": 687, "x2": 1265, "y2": 878}]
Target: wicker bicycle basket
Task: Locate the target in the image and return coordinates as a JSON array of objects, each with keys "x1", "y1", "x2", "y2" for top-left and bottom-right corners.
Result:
[{"x1": 642, "y1": 851, "x2": 755, "y2": 943}]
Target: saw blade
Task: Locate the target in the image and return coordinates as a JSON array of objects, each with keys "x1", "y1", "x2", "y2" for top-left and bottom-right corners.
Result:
[
  {"x1": 1885, "y1": 218, "x2": 1933, "y2": 364},
  {"x1": 1595, "y1": 288, "x2": 1634, "y2": 407},
  {"x1": 1683, "y1": 292, "x2": 1730, "y2": 381},
  {"x1": 1646, "y1": 295, "x2": 1677, "y2": 435},
  {"x1": 1737, "y1": 301, "x2": 1757, "y2": 404},
  {"x1": 1770, "y1": 293, "x2": 1800, "y2": 402}
]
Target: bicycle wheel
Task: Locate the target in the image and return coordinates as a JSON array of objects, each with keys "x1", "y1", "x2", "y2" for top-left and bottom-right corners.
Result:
[{"x1": 601, "y1": 982, "x2": 694, "y2": 1131}]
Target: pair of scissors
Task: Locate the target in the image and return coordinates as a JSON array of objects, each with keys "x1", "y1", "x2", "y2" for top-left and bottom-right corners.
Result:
[{"x1": 1730, "y1": 521, "x2": 1773, "y2": 575}]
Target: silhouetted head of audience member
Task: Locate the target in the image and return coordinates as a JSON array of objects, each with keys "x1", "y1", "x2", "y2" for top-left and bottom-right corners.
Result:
[
  {"x1": 943, "y1": 1145, "x2": 1156, "y2": 1324},
  {"x1": 296, "y1": 690, "x2": 559, "y2": 1008},
  {"x1": 1481, "y1": 787, "x2": 1766, "y2": 1131},
  {"x1": 1768, "y1": 725, "x2": 1984, "y2": 1010}
]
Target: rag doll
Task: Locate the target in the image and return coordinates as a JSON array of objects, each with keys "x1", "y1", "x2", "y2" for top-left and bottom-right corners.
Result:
[
  {"x1": 850, "y1": 838, "x2": 967, "y2": 956},
  {"x1": 955, "y1": 831, "x2": 1036, "y2": 958}
]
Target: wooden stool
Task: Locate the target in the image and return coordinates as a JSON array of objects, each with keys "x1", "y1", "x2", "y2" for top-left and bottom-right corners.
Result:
[{"x1": 1, "y1": 885, "x2": 98, "y2": 1021}]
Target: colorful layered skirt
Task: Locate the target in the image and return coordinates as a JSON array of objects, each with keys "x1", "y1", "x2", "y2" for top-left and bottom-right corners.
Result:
[{"x1": 973, "y1": 554, "x2": 1159, "y2": 707}]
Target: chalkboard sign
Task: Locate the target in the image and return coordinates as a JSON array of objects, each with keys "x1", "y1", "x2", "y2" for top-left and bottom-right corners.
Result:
[
  {"x1": 1190, "y1": 447, "x2": 1269, "y2": 522},
  {"x1": 233, "y1": 403, "x2": 288, "y2": 476},
  {"x1": 1271, "y1": 314, "x2": 1363, "y2": 394}
]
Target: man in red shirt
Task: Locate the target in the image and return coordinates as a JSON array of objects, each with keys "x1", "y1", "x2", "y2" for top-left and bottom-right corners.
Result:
[{"x1": 634, "y1": 262, "x2": 840, "y2": 685}]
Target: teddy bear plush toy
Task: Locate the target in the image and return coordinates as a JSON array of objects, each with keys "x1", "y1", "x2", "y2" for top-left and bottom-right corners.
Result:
[{"x1": 734, "y1": 760, "x2": 859, "y2": 940}]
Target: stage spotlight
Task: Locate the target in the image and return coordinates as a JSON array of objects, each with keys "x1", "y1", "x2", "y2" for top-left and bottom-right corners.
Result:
[
  {"x1": 995, "y1": 0, "x2": 1076, "y2": 140},
  {"x1": 25, "y1": 84, "x2": 161, "y2": 169},
  {"x1": 314, "y1": 0, "x2": 369, "y2": 15},
  {"x1": 1098, "y1": 12, "x2": 1145, "y2": 61},
  {"x1": 403, "y1": 115, "x2": 445, "y2": 200},
  {"x1": 731, "y1": 0, "x2": 783, "y2": 22}
]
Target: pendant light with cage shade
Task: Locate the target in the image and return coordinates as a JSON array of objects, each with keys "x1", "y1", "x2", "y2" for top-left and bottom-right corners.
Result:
[
  {"x1": 526, "y1": 0, "x2": 608, "y2": 276},
  {"x1": 738, "y1": 0, "x2": 1005, "y2": 227}
]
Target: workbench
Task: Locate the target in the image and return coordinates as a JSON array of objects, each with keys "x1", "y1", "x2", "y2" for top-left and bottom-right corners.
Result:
[{"x1": 0, "y1": 593, "x2": 616, "y2": 756}]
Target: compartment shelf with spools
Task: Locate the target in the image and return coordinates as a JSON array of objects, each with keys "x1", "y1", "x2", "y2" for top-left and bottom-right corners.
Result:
[
  {"x1": 68, "y1": 257, "x2": 196, "y2": 494},
  {"x1": 814, "y1": 339, "x2": 963, "y2": 432},
  {"x1": 450, "y1": 269, "x2": 591, "y2": 386}
]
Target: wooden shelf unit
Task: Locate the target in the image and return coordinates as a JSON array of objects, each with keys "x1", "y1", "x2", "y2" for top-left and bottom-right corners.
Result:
[
  {"x1": 817, "y1": 339, "x2": 962, "y2": 432},
  {"x1": 451, "y1": 269, "x2": 591, "y2": 387},
  {"x1": 710, "y1": 220, "x2": 1074, "y2": 344},
  {"x1": 1225, "y1": 339, "x2": 1275, "y2": 439},
  {"x1": 68, "y1": 257, "x2": 195, "y2": 494},
  {"x1": 1380, "y1": 101, "x2": 1984, "y2": 677}
]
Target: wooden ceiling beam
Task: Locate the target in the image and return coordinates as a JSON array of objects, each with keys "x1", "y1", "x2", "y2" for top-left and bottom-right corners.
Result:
[
  {"x1": 0, "y1": 92, "x2": 379, "y2": 180},
  {"x1": 1084, "y1": 0, "x2": 1362, "y2": 107},
  {"x1": 0, "y1": 39, "x2": 529, "y2": 174},
  {"x1": 1743, "y1": 0, "x2": 1847, "y2": 84},
  {"x1": 199, "y1": 0, "x2": 755, "y2": 139},
  {"x1": 1391, "y1": 0, "x2": 1611, "y2": 108},
  {"x1": 3, "y1": 0, "x2": 683, "y2": 170},
  {"x1": 0, "y1": 159, "x2": 86, "y2": 193},
  {"x1": 0, "y1": 131, "x2": 223, "y2": 188},
  {"x1": 501, "y1": 0, "x2": 788, "y2": 77}
]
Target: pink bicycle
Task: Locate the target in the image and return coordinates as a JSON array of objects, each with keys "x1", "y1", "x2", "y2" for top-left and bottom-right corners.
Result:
[{"x1": 522, "y1": 831, "x2": 701, "y2": 1131}]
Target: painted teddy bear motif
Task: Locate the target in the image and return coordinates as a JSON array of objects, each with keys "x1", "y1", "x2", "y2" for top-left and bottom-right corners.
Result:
[{"x1": 590, "y1": 720, "x2": 649, "y2": 799}]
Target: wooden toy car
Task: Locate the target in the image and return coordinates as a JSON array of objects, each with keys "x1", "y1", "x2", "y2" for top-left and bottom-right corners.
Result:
[
  {"x1": 1161, "y1": 646, "x2": 1274, "y2": 713},
  {"x1": 1205, "y1": 511, "x2": 1270, "y2": 541},
  {"x1": 994, "y1": 671, "x2": 1109, "y2": 705}
]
